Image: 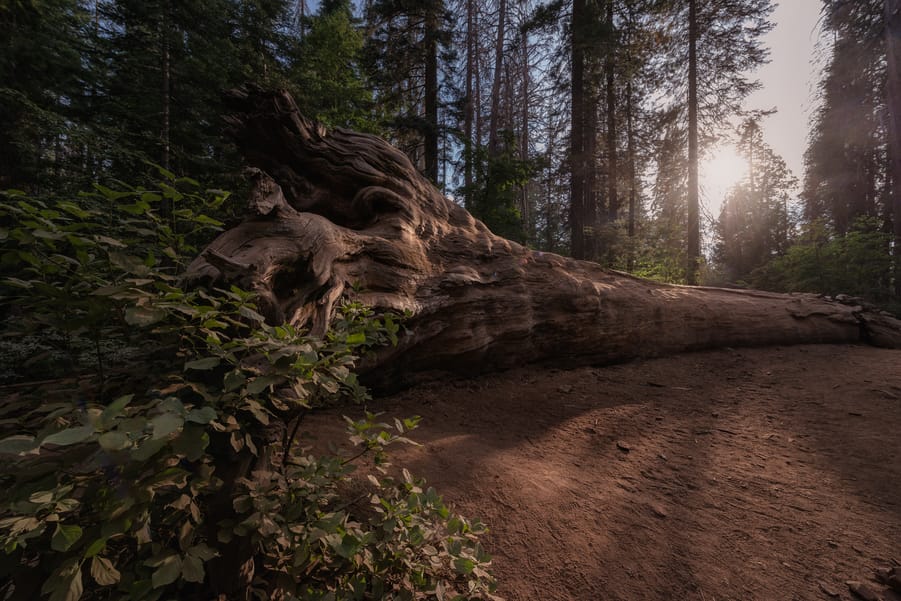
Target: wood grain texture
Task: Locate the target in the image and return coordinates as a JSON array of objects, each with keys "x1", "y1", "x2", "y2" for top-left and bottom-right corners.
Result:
[{"x1": 186, "y1": 88, "x2": 901, "y2": 390}]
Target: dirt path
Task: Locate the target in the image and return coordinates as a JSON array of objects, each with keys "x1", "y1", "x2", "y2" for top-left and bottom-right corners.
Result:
[{"x1": 307, "y1": 345, "x2": 901, "y2": 600}]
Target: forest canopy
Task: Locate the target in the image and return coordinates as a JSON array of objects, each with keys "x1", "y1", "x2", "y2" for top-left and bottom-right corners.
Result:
[{"x1": 2, "y1": 0, "x2": 899, "y2": 307}]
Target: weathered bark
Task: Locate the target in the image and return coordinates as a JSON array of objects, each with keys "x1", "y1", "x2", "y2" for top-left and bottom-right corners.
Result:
[
  {"x1": 464, "y1": 0, "x2": 474, "y2": 197},
  {"x1": 887, "y1": 0, "x2": 901, "y2": 295},
  {"x1": 424, "y1": 8, "x2": 439, "y2": 182},
  {"x1": 186, "y1": 88, "x2": 901, "y2": 392},
  {"x1": 487, "y1": 0, "x2": 507, "y2": 153},
  {"x1": 626, "y1": 77, "x2": 636, "y2": 271},
  {"x1": 570, "y1": 0, "x2": 587, "y2": 259},
  {"x1": 605, "y1": 0, "x2": 618, "y2": 223},
  {"x1": 686, "y1": 0, "x2": 700, "y2": 284}
]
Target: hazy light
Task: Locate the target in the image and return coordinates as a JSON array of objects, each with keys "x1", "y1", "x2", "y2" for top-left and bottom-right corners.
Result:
[{"x1": 701, "y1": 144, "x2": 747, "y2": 216}]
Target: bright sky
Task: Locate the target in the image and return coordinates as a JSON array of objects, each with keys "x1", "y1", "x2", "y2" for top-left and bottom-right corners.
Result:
[{"x1": 702, "y1": 1, "x2": 824, "y2": 217}]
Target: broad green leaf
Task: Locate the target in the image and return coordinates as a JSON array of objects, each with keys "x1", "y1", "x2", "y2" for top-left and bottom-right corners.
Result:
[
  {"x1": 187, "y1": 544, "x2": 217, "y2": 561},
  {"x1": 171, "y1": 427, "x2": 209, "y2": 461},
  {"x1": 0, "y1": 434, "x2": 37, "y2": 454},
  {"x1": 194, "y1": 214, "x2": 223, "y2": 226},
  {"x1": 83, "y1": 538, "x2": 106, "y2": 558},
  {"x1": 131, "y1": 437, "x2": 167, "y2": 461},
  {"x1": 93, "y1": 183, "x2": 133, "y2": 200},
  {"x1": 223, "y1": 370, "x2": 246, "y2": 392},
  {"x1": 51, "y1": 524, "x2": 83, "y2": 552},
  {"x1": 91, "y1": 285, "x2": 131, "y2": 297},
  {"x1": 453, "y1": 558, "x2": 476, "y2": 574},
  {"x1": 125, "y1": 306, "x2": 167, "y2": 327},
  {"x1": 56, "y1": 498, "x2": 80, "y2": 512},
  {"x1": 29, "y1": 490, "x2": 55, "y2": 504},
  {"x1": 57, "y1": 201, "x2": 91, "y2": 219},
  {"x1": 241, "y1": 400, "x2": 270, "y2": 425},
  {"x1": 346, "y1": 332, "x2": 367, "y2": 345},
  {"x1": 246, "y1": 375, "x2": 282, "y2": 395},
  {"x1": 98, "y1": 431, "x2": 131, "y2": 451},
  {"x1": 159, "y1": 183, "x2": 183, "y2": 202},
  {"x1": 100, "y1": 395, "x2": 133, "y2": 425},
  {"x1": 94, "y1": 235, "x2": 126, "y2": 248},
  {"x1": 151, "y1": 413, "x2": 184, "y2": 440},
  {"x1": 43, "y1": 426, "x2": 94, "y2": 447},
  {"x1": 90, "y1": 556, "x2": 120, "y2": 586},
  {"x1": 108, "y1": 251, "x2": 148, "y2": 275},
  {"x1": 149, "y1": 554, "x2": 182, "y2": 588},
  {"x1": 153, "y1": 164, "x2": 177, "y2": 181},
  {"x1": 3, "y1": 277, "x2": 34, "y2": 289},
  {"x1": 238, "y1": 306, "x2": 264, "y2": 323},
  {"x1": 180, "y1": 555, "x2": 204, "y2": 583},
  {"x1": 184, "y1": 357, "x2": 220, "y2": 371},
  {"x1": 185, "y1": 407, "x2": 217, "y2": 424},
  {"x1": 33, "y1": 229, "x2": 65, "y2": 241},
  {"x1": 42, "y1": 558, "x2": 83, "y2": 601}
]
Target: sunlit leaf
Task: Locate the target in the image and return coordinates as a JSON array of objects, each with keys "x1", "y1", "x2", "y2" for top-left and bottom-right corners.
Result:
[
  {"x1": 125, "y1": 306, "x2": 167, "y2": 327},
  {"x1": 51, "y1": 524, "x2": 83, "y2": 552},
  {"x1": 90, "y1": 556, "x2": 120, "y2": 586}
]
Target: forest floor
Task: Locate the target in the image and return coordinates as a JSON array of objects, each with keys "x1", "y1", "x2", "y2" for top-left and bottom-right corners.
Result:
[{"x1": 307, "y1": 344, "x2": 901, "y2": 601}]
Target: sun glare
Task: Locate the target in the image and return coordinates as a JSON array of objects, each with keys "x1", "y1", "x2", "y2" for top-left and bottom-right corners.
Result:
[{"x1": 701, "y1": 145, "x2": 748, "y2": 215}]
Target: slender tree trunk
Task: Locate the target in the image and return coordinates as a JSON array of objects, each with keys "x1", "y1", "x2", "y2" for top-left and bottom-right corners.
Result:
[
  {"x1": 546, "y1": 117, "x2": 556, "y2": 252},
  {"x1": 424, "y1": 9, "x2": 439, "y2": 183},
  {"x1": 887, "y1": 0, "x2": 901, "y2": 296},
  {"x1": 488, "y1": 0, "x2": 507, "y2": 153},
  {"x1": 626, "y1": 78, "x2": 637, "y2": 272},
  {"x1": 520, "y1": 18, "x2": 531, "y2": 241},
  {"x1": 605, "y1": 0, "x2": 618, "y2": 225},
  {"x1": 570, "y1": 0, "x2": 587, "y2": 259},
  {"x1": 464, "y1": 0, "x2": 474, "y2": 203},
  {"x1": 160, "y1": 0, "x2": 172, "y2": 219},
  {"x1": 296, "y1": 0, "x2": 306, "y2": 40},
  {"x1": 474, "y1": 5, "x2": 483, "y2": 150},
  {"x1": 161, "y1": 2, "x2": 171, "y2": 172},
  {"x1": 686, "y1": 0, "x2": 701, "y2": 284},
  {"x1": 585, "y1": 84, "x2": 599, "y2": 261}
]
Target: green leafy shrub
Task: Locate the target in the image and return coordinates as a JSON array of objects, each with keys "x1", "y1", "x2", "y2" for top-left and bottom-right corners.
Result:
[
  {"x1": 749, "y1": 217, "x2": 899, "y2": 313},
  {"x1": 0, "y1": 178, "x2": 498, "y2": 600}
]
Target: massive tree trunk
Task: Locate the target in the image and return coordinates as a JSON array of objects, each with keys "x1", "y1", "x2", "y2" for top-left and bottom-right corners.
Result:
[{"x1": 185, "y1": 88, "x2": 901, "y2": 392}]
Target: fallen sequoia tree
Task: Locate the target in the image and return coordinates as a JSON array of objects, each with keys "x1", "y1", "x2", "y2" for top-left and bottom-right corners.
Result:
[{"x1": 186, "y1": 87, "x2": 901, "y2": 390}]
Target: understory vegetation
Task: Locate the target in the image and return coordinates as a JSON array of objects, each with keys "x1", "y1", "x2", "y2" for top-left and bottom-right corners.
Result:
[{"x1": 0, "y1": 175, "x2": 498, "y2": 600}]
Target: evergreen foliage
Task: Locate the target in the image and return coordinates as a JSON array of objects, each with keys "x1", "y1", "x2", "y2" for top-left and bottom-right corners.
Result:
[{"x1": 288, "y1": 0, "x2": 377, "y2": 130}]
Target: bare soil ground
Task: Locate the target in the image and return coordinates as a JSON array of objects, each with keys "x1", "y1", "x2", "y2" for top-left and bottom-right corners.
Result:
[{"x1": 307, "y1": 344, "x2": 901, "y2": 601}]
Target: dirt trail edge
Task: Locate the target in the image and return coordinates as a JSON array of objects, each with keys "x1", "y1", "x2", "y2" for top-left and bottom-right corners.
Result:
[{"x1": 306, "y1": 344, "x2": 901, "y2": 601}]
